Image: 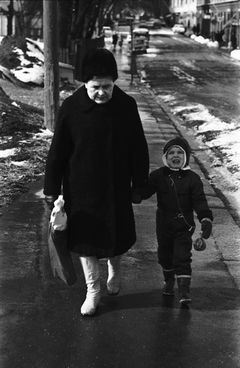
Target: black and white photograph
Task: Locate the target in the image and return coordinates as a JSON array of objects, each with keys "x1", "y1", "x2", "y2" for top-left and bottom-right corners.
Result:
[{"x1": 0, "y1": 0, "x2": 240, "y2": 367}]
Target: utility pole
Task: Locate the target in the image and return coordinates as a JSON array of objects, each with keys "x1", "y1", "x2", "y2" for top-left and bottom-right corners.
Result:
[
  {"x1": 7, "y1": 0, "x2": 14, "y2": 36},
  {"x1": 43, "y1": 0, "x2": 59, "y2": 131},
  {"x1": 237, "y1": 4, "x2": 240, "y2": 49},
  {"x1": 127, "y1": 16, "x2": 134, "y2": 85}
]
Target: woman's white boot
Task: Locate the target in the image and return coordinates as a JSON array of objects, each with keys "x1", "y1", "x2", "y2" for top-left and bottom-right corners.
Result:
[
  {"x1": 107, "y1": 256, "x2": 121, "y2": 295},
  {"x1": 80, "y1": 256, "x2": 101, "y2": 316}
]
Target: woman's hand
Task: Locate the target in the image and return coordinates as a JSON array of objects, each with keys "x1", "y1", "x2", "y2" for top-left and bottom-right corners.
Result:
[{"x1": 45, "y1": 195, "x2": 58, "y2": 210}]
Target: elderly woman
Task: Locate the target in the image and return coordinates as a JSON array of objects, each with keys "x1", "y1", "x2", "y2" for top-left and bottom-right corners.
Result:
[{"x1": 44, "y1": 48, "x2": 149, "y2": 316}]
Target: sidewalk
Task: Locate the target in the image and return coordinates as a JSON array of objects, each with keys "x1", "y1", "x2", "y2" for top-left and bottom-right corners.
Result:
[
  {"x1": 0, "y1": 47, "x2": 240, "y2": 367},
  {"x1": 115, "y1": 49, "x2": 240, "y2": 289}
]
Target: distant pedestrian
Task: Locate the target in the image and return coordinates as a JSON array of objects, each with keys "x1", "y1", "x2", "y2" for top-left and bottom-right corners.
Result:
[
  {"x1": 112, "y1": 32, "x2": 119, "y2": 51},
  {"x1": 118, "y1": 34, "x2": 124, "y2": 50},
  {"x1": 231, "y1": 31, "x2": 237, "y2": 50},
  {"x1": 215, "y1": 31, "x2": 222, "y2": 47},
  {"x1": 44, "y1": 48, "x2": 149, "y2": 316},
  {"x1": 138, "y1": 137, "x2": 213, "y2": 305}
]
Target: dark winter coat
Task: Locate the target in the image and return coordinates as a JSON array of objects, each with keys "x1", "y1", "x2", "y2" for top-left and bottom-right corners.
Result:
[
  {"x1": 44, "y1": 85, "x2": 149, "y2": 258},
  {"x1": 142, "y1": 166, "x2": 213, "y2": 231}
]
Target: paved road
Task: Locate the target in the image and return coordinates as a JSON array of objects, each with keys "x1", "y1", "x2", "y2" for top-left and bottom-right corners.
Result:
[
  {"x1": 140, "y1": 33, "x2": 240, "y2": 124},
  {"x1": 0, "y1": 45, "x2": 239, "y2": 368}
]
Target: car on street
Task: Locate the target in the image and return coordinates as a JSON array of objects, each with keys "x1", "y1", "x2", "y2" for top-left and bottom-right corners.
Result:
[
  {"x1": 103, "y1": 26, "x2": 112, "y2": 37},
  {"x1": 127, "y1": 28, "x2": 149, "y2": 53},
  {"x1": 172, "y1": 23, "x2": 185, "y2": 34}
]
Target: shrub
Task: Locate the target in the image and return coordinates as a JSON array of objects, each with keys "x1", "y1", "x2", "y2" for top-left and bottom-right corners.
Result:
[{"x1": 0, "y1": 36, "x2": 27, "y2": 69}]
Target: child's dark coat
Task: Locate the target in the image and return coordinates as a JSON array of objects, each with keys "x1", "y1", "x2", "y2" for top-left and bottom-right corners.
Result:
[{"x1": 143, "y1": 166, "x2": 213, "y2": 274}]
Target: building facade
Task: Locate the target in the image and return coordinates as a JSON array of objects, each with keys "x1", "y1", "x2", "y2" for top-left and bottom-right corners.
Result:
[
  {"x1": 171, "y1": 0, "x2": 240, "y2": 47},
  {"x1": 0, "y1": 0, "x2": 43, "y2": 39},
  {"x1": 197, "y1": 0, "x2": 240, "y2": 46},
  {"x1": 171, "y1": 0, "x2": 198, "y2": 29},
  {"x1": 0, "y1": 0, "x2": 16, "y2": 36}
]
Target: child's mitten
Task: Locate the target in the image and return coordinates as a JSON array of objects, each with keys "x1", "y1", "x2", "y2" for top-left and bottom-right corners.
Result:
[
  {"x1": 131, "y1": 191, "x2": 142, "y2": 204},
  {"x1": 201, "y1": 218, "x2": 212, "y2": 239},
  {"x1": 193, "y1": 237, "x2": 206, "y2": 251}
]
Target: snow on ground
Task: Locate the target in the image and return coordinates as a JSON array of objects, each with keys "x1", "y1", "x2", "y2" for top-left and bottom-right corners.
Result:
[
  {"x1": 0, "y1": 148, "x2": 16, "y2": 158},
  {"x1": 33, "y1": 128, "x2": 53, "y2": 139},
  {"x1": 191, "y1": 34, "x2": 218, "y2": 48},
  {"x1": 9, "y1": 39, "x2": 44, "y2": 85},
  {"x1": 230, "y1": 49, "x2": 240, "y2": 60},
  {"x1": 11, "y1": 160, "x2": 29, "y2": 167},
  {"x1": 11, "y1": 63, "x2": 44, "y2": 85},
  {"x1": 191, "y1": 33, "x2": 240, "y2": 57},
  {"x1": 158, "y1": 93, "x2": 240, "y2": 215}
]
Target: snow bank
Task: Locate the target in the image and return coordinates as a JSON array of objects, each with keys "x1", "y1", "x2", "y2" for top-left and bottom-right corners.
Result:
[
  {"x1": 207, "y1": 40, "x2": 219, "y2": 48},
  {"x1": 11, "y1": 160, "x2": 29, "y2": 167},
  {"x1": 33, "y1": 128, "x2": 53, "y2": 139},
  {"x1": 192, "y1": 34, "x2": 240, "y2": 59},
  {"x1": 194, "y1": 36, "x2": 209, "y2": 44},
  {"x1": 8, "y1": 38, "x2": 45, "y2": 85},
  {"x1": 230, "y1": 49, "x2": 240, "y2": 60},
  {"x1": 0, "y1": 148, "x2": 17, "y2": 158},
  {"x1": 11, "y1": 63, "x2": 44, "y2": 85}
]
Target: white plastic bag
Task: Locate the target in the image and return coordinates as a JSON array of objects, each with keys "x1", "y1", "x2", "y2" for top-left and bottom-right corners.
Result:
[
  {"x1": 48, "y1": 195, "x2": 77, "y2": 285},
  {"x1": 50, "y1": 195, "x2": 67, "y2": 231}
]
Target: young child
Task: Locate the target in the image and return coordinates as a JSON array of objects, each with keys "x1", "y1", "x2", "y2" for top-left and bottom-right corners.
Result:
[{"x1": 141, "y1": 136, "x2": 213, "y2": 305}]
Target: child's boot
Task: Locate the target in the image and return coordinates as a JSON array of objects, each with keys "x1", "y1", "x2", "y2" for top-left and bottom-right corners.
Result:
[
  {"x1": 162, "y1": 269, "x2": 175, "y2": 296},
  {"x1": 80, "y1": 256, "x2": 101, "y2": 316},
  {"x1": 177, "y1": 276, "x2": 192, "y2": 305}
]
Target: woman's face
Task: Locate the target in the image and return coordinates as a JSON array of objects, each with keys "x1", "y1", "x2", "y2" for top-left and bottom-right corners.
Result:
[{"x1": 85, "y1": 76, "x2": 114, "y2": 104}]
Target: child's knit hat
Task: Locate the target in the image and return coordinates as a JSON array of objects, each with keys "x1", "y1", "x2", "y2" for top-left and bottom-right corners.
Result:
[{"x1": 163, "y1": 136, "x2": 191, "y2": 168}]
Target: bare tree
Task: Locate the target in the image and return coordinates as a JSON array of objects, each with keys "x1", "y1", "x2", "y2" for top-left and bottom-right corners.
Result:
[
  {"x1": 58, "y1": 0, "x2": 74, "y2": 48},
  {"x1": 15, "y1": 0, "x2": 43, "y2": 38}
]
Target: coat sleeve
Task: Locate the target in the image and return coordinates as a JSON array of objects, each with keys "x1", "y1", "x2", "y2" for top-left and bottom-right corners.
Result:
[
  {"x1": 130, "y1": 98, "x2": 149, "y2": 194},
  {"x1": 43, "y1": 101, "x2": 72, "y2": 196},
  {"x1": 140, "y1": 171, "x2": 158, "y2": 199},
  {"x1": 191, "y1": 173, "x2": 213, "y2": 222}
]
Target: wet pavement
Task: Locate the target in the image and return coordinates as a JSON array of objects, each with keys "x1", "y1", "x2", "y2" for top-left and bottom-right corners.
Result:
[{"x1": 0, "y1": 43, "x2": 240, "y2": 368}]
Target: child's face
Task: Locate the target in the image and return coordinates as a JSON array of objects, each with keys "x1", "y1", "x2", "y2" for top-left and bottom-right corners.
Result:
[{"x1": 166, "y1": 146, "x2": 185, "y2": 169}]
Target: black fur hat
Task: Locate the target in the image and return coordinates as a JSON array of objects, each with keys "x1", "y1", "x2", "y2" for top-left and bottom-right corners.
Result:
[
  {"x1": 163, "y1": 136, "x2": 191, "y2": 166},
  {"x1": 81, "y1": 48, "x2": 118, "y2": 82}
]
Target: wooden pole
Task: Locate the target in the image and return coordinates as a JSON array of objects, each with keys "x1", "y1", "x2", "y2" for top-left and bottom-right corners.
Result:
[
  {"x1": 130, "y1": 18, "x2": 134, "y2": 85},
  {"x1": 237, "y1": 5, "x2": 240, "y2": 49},
  {"x1": 43, "y1": 0, "x2": 59, "y2": 131},
  {"x1": 7, "y1": 0, "x2": 14, "y2": 36}
]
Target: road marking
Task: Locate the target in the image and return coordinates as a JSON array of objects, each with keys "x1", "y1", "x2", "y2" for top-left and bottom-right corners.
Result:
[
  {"x1": 179, "y1": 59, "x2": 201, "y2": 71},
  {"x1": 170, "y1": 66, "x2": 196, "y2": 82}
]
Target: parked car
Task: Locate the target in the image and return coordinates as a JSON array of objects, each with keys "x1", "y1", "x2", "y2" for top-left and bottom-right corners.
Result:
[
  {"x1": 127, "y1": 28, "x2": 149, "y2": 53},
  {"x1": 172, "y1": 23, "x2": 185, "y2": 34},
  {"x1": 103, "y1": 26, "x2": 112, "y2": 37},
  {"x1": 118, "y1": 25, "x2": 131, "y2": 38}
]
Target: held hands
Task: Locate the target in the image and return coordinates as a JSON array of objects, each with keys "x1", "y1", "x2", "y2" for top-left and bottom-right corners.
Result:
[
  {"x1": 200, "y1": 218, "x2": 212, "y2": 239},
  {"x1": 45, "y1": 195, "x2": 58, "y2": 210},
  {"x1": 131, "y1": 192, "x2": 142, "y2": 204}
]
